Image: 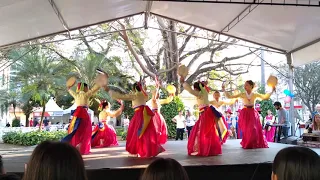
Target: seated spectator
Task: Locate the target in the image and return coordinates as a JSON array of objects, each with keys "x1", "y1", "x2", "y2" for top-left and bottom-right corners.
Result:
[
  {"x1": 272, "y1": 146, "x2": 320, "y2": 180},
  {"x1": 23, "y1": 141, "x2": 87, "y2": 180},
  {"x1": 140, "y1": 158, "x2": 189, "y2": 180}
]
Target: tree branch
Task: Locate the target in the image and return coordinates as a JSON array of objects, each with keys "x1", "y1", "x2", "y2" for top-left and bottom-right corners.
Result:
[
  {"x1": 179, "y1": 27, "x2": 196, "y2": 55},
  {"x1": 118, "y1": 22, "x2": 156, "y2": 79}
]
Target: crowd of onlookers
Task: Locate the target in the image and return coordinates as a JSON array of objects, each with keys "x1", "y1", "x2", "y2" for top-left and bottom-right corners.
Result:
[{"x1": 0, "y1": 141, "x2": 319, "y2": 180}]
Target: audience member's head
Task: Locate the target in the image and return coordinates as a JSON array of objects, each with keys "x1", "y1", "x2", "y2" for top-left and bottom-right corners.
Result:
[
  {"x1": 0, "y1": 173, "x2": 21, "y2": 180},
  {"x1": 23, "y1": 141, "x2": 87, "y2": 180},
  {"x1": 272, "y1": 146, "x2": 320, "y2": 180},
  {"x1": 141, "y1": 158, "x2": 189, "y2": 180}
]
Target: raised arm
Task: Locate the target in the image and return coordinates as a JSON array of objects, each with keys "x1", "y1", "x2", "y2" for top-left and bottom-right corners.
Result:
[
  {"x1": 86, "y1": 84, "x2": 101, "y2": 97},
  {"x1": 107, "y1": 100, "x2": 124, "y2": 118},
  {"x1": 222, "y1": 84, "x2": 241, "y2": 99},
  {"x1": 255, "y1": 92, "x2": 272, "y2": 100},
  {"x1": 183, "y1": 82, "x2": 201, "y2": 97},
  {"x1": 221, "y1": 99, "x2": 237, "y2": 106},
  {"x1": 68, "y1": 88, "x2": 76, "y2": 98},
  {"x1": 160, "y1": 95, "x2": 174, "y2": 105},
  {"x1": 224, "y1": 91, "x2": 242, "y2": 99},
  {"x1": 109, "y1": 90, "x2": 136, "y2": 101}
]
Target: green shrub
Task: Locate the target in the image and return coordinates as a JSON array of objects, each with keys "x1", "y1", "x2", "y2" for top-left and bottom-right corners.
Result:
[
  {"x1": 115, "y1": 128, "x2": 124, "y2": 136},
  {"x1": 161, "y1": 96, "x2": 185, "y2": 139},
  {"x1": 2, "y1": 130, "x2": 67, "y2": 146},
  {"x1": 12, "y1": 119, "x2": 20, "y2": 127},
  {"x1": 121, "y1": 131, "x2": 127, "y2": 141}
]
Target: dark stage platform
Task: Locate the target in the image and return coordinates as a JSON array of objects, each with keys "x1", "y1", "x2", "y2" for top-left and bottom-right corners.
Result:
[{"x1": 2, "y1": 140, "x2": 320, "y2": 180}]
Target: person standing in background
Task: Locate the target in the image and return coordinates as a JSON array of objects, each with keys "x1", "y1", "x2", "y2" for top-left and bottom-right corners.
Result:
[
  {"x1": 185, "y1": 110, "x2": 196, "y2": 138},
  {"x1": 274, "y1": 101, "x2": 290, "y2": 138},
  {"x1": 172, "y1": 110, "x2": 186, "y2": 141},
  {"x1": 123, "y1": 115, "x2": 130, "y2": 132}
]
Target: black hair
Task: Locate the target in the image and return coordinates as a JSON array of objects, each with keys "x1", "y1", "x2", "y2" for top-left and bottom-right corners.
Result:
[
  {"x1": 140, "y1": 158, "x2": 189, "y2": 180},
  {"x1": 214, "y1": 91, "x2": 220, "y2": 94},
  {"x1": 101, "y1": 101, "x2": 109, "y2": 109},
  {"x1": 274, "y1": 101, "x2": 282, "y2": 107},
  {"x1": 272, "y1": 146, "x2": 320, "y2": 180},
  {"x1": 193, "y1": 81, "x2": 206, "y2": 91},
  {"x1": 133, "y1": 82, "x2": 141, "y2": 92},
  {"x1": 245, "y1": 80, "x2": 255, "y2": 88}
]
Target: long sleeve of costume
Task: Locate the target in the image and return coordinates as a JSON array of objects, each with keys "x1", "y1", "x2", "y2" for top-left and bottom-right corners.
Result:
[
  {"x1": 224, "y1": 91, "x2": 242, "y2": 99},
  {"x1": 86, "y1": 84, "x2": 100, "y2": 97},
  {"x1": 68, "y1": 89, "x2": 76, "y2": 98},
  {"x1": 159, "y1": 95, "x2": 173, "y2": 105},
  {"x1": 183, "y1": 82, "x2": 201, "y2": 97},
  {"x1": 107, "y1": 107, "x2": 123, "y2": 118},
  {"x1": 109, "y1": 90, "x2": 136, "y2": 101},
  {"x1": 220, "y1": 99, "x2": 237, "y2": 106},
  {"x1": 255, "y1": 92, "x2": 272, "y2": 100}
]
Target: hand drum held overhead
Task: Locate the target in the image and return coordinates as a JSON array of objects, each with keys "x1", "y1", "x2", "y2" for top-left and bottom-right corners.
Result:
[
  {"x1": 178, "y1": 65, "x2": 188, "y2": 78},
  {"x1": 66, "y1": 77, "x2": 76, "y2": 87},
  {"x1": 267, "y1": 75, "x2": 278, "y2": 88}
]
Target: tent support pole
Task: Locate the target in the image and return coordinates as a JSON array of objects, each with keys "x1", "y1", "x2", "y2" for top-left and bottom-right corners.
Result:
[{"x1": 286, "y1": 53, "x2": 295, "y2": 136}]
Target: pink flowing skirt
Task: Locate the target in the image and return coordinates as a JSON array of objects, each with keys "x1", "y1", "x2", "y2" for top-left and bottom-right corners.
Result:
[{"x1": 239, "y1": 108, "x2": 268, "y2": 149}]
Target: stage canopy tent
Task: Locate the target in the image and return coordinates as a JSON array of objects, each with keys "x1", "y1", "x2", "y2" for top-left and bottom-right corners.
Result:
[{"x1": 0, "y1": 0, "x2": 320, "y2": 66}]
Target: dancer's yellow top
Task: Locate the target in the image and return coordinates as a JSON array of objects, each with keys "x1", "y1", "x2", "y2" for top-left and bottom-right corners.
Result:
[
  {"x1": 68, "y1": 84, "x2": 100, "y2": 106},
  {"x1": 66, "y1": 74, "x2": 107, "y2": 106},
  {"x1": 210, "y1": 99, "x2": 237, "y2": 108},
  {"x1": 183, "y1": 82, "x2": 210, "y2": 106},
  {"x1": 224, "y1": 92, "x2": 272, "y2": 106},
  {"x1": 109, "y1": 91, "x2": 148, "y2": 107}
]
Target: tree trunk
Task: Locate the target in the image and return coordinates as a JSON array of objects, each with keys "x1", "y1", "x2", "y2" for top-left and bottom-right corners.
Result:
[
  {"x1": 13, "y1": 103, "x2": 17, "y2": 119},
  {"x1": 25, "y1": 114, "x2": 30, "y2": 127},
  {"x1": 39, "y1": 101, "x2": 46, "y2": 131}
]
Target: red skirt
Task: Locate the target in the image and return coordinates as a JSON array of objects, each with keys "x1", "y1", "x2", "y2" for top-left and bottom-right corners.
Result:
[
  {"x1": 264, "y1": 126, "x2": 276, "y2": 142},
  {"x1": 187, "y1": 106, "x2": 222, "y2": 156},
  {"x1": 239, "y1": 108, "x2": 268, "y2": 149},
  {"x1": 152, "y1": 109, "x2": 168, "y2": 144},
  {"x1": 92, "y1": 123, "x2": 118, "y2": 148},
  {"x1": 62, "y1": 106, "x2": 92, "y2": 155},
  {"x1": 126, "y1": 105, "x2": 165, "y2": 157}
]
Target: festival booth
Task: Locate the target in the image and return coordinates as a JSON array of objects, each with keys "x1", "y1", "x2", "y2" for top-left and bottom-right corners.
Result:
[{"x1": 33, "y1": 97, "x2": 64, "y2": 124}]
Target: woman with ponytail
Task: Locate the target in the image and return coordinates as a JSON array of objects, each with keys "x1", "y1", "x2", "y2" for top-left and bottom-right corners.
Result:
[
  {"x1": 107, "y1": 78, "x2": 164, "y2": 158},
  {"x1": 91, "y1": 100, "x2": 124, "y2": 148}
]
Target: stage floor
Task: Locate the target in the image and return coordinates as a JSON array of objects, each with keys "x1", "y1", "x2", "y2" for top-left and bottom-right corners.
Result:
[{"x1": 2, "y1": 139, "x2": 320, "y2": 173}]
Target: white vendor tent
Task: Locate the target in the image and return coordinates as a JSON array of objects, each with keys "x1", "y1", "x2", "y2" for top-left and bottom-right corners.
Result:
[
  {"x1": 63, "y1": 103, "x2": 95, "y2": 122},
  {"x1": 33, "y1": 97, "x2": 64, "y2": 117},
  {"x1": 0, "y1": 0, "x2": 319, "y2": 67}
]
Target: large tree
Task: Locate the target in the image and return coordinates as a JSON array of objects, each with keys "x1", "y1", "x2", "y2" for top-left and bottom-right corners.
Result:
[
  {"x1": 115, "y1": 16, "x2": 258, "y2": 92},
  {"x1": 277, "y1": 62, "x2": 320, "y2": 113}
]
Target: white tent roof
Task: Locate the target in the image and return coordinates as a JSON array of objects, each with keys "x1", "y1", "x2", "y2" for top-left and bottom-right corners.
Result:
[
  {"x1": 63, "y1": 103, "x2": 94, "y2": 114},
  {"x1": 1, "y1": 0, "x2": 320, "y2": 66},
  {"x1": 35, "y1": 98, "x2": 63, "y2": 112}
]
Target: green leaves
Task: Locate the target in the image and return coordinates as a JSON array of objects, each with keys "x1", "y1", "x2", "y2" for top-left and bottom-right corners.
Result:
[
  {"x1": 3, "y1": 131, "x2": 67, "y2": 146},
  {"x1": 160, "y1": 96, "x2": 185, "y2": 138}
]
